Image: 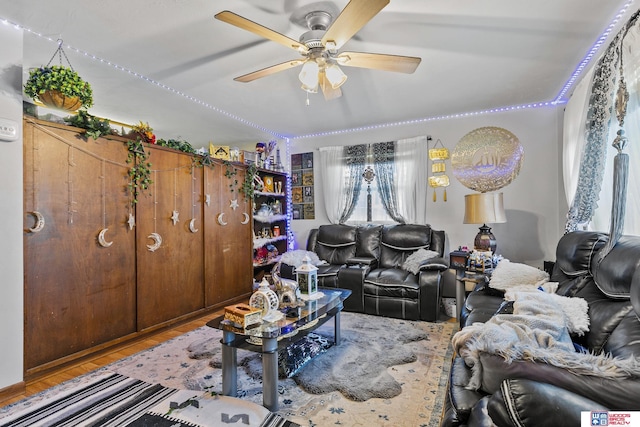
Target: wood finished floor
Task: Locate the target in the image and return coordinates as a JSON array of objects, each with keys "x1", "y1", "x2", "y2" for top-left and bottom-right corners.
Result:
[{"x1": 1, "y1": 309, "x2": 225, "y2": 407}]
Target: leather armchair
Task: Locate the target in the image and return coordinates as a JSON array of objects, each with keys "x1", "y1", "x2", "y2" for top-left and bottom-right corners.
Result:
[
  {"x1": 442, "y1": 231, "x2": 640, "y2": 426},
  {"x1": 363, "y1": 224, "x2": 448, "y2": 321},
  {"x1": 306, "y1": 224, "x2": 357, "y2": 288}
]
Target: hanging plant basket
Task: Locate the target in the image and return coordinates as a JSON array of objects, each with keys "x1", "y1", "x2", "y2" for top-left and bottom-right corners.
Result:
[
  {"x1": 23, "y1": 41, "x2": 93, "y2": 112},
  {"x1": 37, "y1": 89, "x2": 84, "y2": 112}
]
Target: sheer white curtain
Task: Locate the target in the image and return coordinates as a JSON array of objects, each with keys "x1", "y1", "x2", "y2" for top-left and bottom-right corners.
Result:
[
  {"x1": 621, "y1": 26, "x2": 640, "y2": 234},
  {"x1": 318, "y1": 146, "x2": 347, "y2": 223},
  {"x1": 563, "y1": 66, "x2": 595, "y2": 206},
  {"x1": 395, "y1": 136, "x2": 430, "y2": 224}
]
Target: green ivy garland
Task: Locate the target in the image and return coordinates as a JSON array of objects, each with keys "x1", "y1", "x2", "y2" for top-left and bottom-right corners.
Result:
[
  {"x1": 156, "y1": 137, "x2": 196, "y2": 154},
  {"x1": 63, "y1": 110, "x2": 112, "y2": 140},
  {"x1": 242, "y1": 162, "x2": 257, "y2": 201},
  {"x1": 223, "y1": 160, "x2": 257, "y2": 202},
  {"x1": 126, "y1": 139, "x2": 153, "y2": 205},
  {"x1": 223, "y1": 160, "x2": 239, "y2": 194}
]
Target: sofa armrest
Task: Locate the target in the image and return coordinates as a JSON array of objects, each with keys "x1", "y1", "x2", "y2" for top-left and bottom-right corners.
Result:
[
  {"x1": 418, "y1": 256, "x2": 449, "y2": 272},
  {"x1": 447, "y1": 356, "x2": 486, "y2": 422},
  {"x1": 418, "y1": 268, "x2": 443, "y2": 321},
  {"x1": 487, "y1": 378, "x2": 608, "y2": 427},
  {"x1": 337, "y1": 264, "x2": 372, "y2": 312}
]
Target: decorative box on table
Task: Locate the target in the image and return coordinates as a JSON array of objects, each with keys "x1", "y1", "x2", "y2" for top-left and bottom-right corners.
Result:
[
  {"x1": 224, "y1": 303, "x2": 262, "y2": 328},
  {"x1": 450, "y1": 250, "x2": 471, "y2": 270}
]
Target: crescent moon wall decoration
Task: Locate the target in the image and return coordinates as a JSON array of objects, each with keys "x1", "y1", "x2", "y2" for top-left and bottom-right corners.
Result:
[
  {"x1": 26, "y1": 211, "x2": 45, "y2": 233},
  {"x1": 217, "y1": 212, "x2": 227, "y2": 226},
  {"x1": 241, "y1": 212, "x2": 250, "y2": 224},
  {"x1": 189, "y1": 218, "x2": 199, "y2": 233},
  {"x1": 147, "y1": 232, "x2": 162, "y2": 252},
  {"x1": 98, "y1": 228, "x2": 114, "y2": 247}
]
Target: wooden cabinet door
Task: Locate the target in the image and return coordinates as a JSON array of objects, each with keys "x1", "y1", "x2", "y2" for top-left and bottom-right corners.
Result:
[
  {"x1": 135, "y1": 146, "x2": 204, "y2": 330},
  {"x1": 203, "y1": 162, "x2": 253, "y2": 307},
  {"x1": 23, "y1": 119, "x2": 136, "y2": 370}
]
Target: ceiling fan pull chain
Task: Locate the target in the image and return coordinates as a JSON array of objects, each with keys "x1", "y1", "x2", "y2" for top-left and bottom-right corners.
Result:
[{"x1": 306, "y1": 91, "x2": 311, "y2": 106}]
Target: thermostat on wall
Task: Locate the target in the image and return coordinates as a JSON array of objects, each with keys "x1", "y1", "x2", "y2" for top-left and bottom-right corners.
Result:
[{"x1": 0, "y1": 118, "x2": 19, "y2": 142}]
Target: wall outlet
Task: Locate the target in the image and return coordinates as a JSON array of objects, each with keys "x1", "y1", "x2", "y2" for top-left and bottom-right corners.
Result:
[{"x1": 0, "y1": 118, "x2": 19, "y2": 142}]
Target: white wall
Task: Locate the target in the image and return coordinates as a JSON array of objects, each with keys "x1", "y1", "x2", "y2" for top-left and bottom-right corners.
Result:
[
  {"x1": 290, "y1": 106, "x2": 567, "y2": 267},
  {"x1": 0, "y1": 25, "x2": 24, "y2": 389}
]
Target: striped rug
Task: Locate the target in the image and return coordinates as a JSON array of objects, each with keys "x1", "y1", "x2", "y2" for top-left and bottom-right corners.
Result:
[{"x1": 0, "y1": 372, "x2": 299, "y2": 427}]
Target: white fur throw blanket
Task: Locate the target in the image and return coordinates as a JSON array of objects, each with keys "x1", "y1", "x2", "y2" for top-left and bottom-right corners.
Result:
[
  {"x1": 453, "y1": 290, "x2": 640, "y2": 391},
  {"x1": 280, "y1": 250, "x2": 324, "y2": 267}
]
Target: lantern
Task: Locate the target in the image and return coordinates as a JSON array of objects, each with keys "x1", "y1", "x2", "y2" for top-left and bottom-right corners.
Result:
[
  {"x1": 296, "y1": 255, "x2": 318, "y2": 297},
  {"x1": 249, "y1": 278, "x2": 279, "y2": 319}
]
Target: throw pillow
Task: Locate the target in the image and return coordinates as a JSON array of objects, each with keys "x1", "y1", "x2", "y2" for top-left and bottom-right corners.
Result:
[
  {"x1": 402, "y1": 248, "x2": 440, "y2": 275},
  {"x1": 489, "y1": 259, "x2": 550, "y2": 291}
]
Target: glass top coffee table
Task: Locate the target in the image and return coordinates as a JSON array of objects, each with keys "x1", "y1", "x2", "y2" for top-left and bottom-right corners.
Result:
[{"x1": 207, "y1": 288, "x2": 351, "y2": 411}]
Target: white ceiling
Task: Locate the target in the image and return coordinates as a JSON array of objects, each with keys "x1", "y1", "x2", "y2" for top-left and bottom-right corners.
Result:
[{"x1": 1, "y1": 0, "x2": 636, "y2": 148}]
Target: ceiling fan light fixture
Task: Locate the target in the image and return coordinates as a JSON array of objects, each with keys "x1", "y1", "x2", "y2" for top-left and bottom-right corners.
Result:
[
  {"x1": 325, "y1": 63, "x2": 347, "y2": 89},
  {"x1": 299, "y1": 60, "x2": 320, "y2": 92}
]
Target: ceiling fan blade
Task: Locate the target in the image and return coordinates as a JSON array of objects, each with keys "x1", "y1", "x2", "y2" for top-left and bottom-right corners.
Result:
[
  {"x1": 321, "y1": 0, "x2": 389, "y2": 50},
  {"x1": 337, "y1": 51, "x2": 421, "y2": 74},
  {"x1": 320, "y1": 71, "x2": 342, "y2": 101},
  {"x1": 234, "y1": 59, "x2": 305, "y2": 83},
  {"x1": 215, "y1": 11, "x2": 308, "y2": 53}
]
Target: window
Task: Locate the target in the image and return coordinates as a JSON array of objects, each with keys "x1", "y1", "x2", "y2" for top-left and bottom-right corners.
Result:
[
  {"x1": 318, "y1": 136, "x2": 429, "y2": 225},
  {"x1": 346, "y1": 163, "x2": 393, "y2": 224}
]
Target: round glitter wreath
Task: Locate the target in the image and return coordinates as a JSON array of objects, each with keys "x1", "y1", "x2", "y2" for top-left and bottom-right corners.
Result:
[{"x1": 451, "y1": 126, "x2": 524, "y2": 192}]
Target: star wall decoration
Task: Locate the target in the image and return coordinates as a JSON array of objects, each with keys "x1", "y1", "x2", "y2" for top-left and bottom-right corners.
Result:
[{"x1": 127, "y1": 212, "x2": 136, "y2": 230}]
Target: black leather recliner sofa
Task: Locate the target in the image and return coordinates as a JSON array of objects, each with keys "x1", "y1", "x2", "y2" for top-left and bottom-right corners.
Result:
[
  {"x1": 441, "y1": 230, "x2": 640, "y2": 426},
  {"x1": 284, "y1": 223, "x2": 448, "y2": 322}
]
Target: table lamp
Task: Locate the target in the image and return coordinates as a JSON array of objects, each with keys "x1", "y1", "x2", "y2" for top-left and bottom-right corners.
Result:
[{"x1": 463, "y1": 192, "x2": 506, "y2": 253}]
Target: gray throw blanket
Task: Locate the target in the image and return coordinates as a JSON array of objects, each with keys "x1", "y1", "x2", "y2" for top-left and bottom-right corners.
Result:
[{"x1": 453, "y1": 290, "x2": 640, "y2": 390}]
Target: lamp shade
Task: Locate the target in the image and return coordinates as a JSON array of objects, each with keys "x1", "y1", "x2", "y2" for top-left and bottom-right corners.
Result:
[
  {"x1": 463, "y1": 192, "x2": 506, "y2": 224},
  {"x1": 299, "y1": 60, "x2": 319, "y2": 93},
  {"x1": 325, "y1": 63, "x2": 347, "y2": 89}
]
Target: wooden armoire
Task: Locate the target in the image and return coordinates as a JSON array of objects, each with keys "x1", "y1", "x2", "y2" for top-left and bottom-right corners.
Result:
[{"x1": 22, "y1": 117, "x2": 253, "y2": 378}]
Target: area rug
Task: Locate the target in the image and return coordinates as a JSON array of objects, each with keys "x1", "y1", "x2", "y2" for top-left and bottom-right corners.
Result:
[
  {"x1": 107, "y1": 312, "x2": 457, "y2": 426},
  {"x1": 0, "y1": 313, "x2": 457, "y2": 427},
  {"x1": 0, "y1": 372, "x2": 297, "y2": 427}
]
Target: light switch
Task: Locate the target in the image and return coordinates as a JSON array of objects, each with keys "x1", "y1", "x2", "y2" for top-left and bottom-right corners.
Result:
[{"x1": 0, "y1": 118, "x2": 19, "y2": 142}]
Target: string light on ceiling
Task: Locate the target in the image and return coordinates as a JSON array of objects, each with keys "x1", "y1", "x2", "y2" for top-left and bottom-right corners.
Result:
[
  {"x1": 554, "y1": 0, "x2": 634, "y2": 102},
  {"x1": 2, "y1": 0, "x2": 634, "y2": 140}
]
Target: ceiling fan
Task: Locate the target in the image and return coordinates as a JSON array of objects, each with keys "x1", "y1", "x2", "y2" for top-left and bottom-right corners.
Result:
[{"x1": 214, "y1": 0, "x2": 421, "y2": 101}]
